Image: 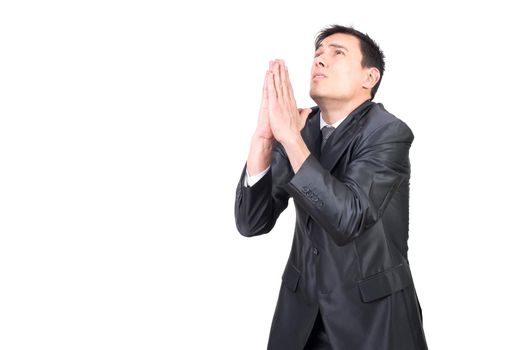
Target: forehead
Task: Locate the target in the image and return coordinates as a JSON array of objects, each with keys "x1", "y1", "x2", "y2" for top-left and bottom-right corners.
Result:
[{"x1": 318, "y1": 33, "x2": 361, "y2": 51}]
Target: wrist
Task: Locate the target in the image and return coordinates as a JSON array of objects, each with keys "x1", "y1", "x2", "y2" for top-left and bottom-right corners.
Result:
[
  {"x1": 247, "y1": 136, "x2": 273, "y2": 175},
  {"x1": 279, "y1": 130, "x2": 301, "y2": 149},
  {"x1": 251, "y1": 134, "x2": 274, "y2": 147},
  {"x1": 252, "y1": 126, "x2": 274, "y2": 143},
  {"x1": 280, "y1": 132, "x2": 310, "y2": 173}
]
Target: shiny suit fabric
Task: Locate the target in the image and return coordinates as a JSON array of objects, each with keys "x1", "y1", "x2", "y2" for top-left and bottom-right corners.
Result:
[{"x1": 235, "y1": 101, "x2": 428, "y2": 350}]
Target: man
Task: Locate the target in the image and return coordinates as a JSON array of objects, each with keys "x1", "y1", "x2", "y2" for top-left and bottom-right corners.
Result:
[{"x1": 234, "y1": 25, "x2": 428, "y2": 350}]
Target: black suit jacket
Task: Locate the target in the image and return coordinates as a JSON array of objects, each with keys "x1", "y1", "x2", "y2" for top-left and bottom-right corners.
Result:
[{"x1": 235, "y1": 102, "x2": 428, "y2": 350}]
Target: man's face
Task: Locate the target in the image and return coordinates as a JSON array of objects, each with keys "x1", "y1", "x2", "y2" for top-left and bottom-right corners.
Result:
[{"x1": 310, "y1": 33, "x2": 370, "y2": 103}]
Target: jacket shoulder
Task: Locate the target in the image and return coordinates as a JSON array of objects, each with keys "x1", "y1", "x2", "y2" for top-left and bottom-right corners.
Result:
[{"x1": 361, "y1": 103, "x2": 414, "y2": 143}]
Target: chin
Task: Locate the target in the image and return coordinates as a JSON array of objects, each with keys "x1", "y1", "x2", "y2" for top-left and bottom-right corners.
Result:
[
  {"x1": 310, "y1": 93, "x2": 320, "y2": 105},
  {"x1": 309, "y1": 87, "x2": 324, "y2": 101},
  {"x1": 310, "y1": 89, "x2": 330, "y2": 105}
]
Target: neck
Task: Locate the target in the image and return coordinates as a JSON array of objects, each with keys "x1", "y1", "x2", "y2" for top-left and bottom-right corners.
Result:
[{"x1": 317, "y1": 96, "x2": 371, "y2": 125}]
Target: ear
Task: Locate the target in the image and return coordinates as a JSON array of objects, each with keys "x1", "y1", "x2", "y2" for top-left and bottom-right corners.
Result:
[{"x1": 362, "y1": 67, "x2": 381, "y2": 90}]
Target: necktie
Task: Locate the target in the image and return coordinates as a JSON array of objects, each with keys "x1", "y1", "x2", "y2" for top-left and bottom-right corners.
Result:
[{"x1": 321, "y1": 125, "x2": 335, "y2": 151}]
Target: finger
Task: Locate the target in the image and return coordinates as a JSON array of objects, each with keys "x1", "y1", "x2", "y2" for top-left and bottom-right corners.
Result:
[
  {"x1": 262, "y1": 70, "x2": 269, "y2": 106},
  {"x1": 284, "y1": 64, "x2": 297, "y2": 107},
  {"x1": 281, "y1": 62, "x2": 290, "y2": 101},
  {"x1": 272, "y1": 60, "x2": 283, "y2": 100},
  {"x1": 267, "y1": 72, "x2": 277, "y2": 108}
]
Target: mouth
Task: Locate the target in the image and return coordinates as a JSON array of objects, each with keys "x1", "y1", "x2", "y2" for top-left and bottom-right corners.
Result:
[{"x1": 312, "y1": 74, "x2": 327, "y2": 81}]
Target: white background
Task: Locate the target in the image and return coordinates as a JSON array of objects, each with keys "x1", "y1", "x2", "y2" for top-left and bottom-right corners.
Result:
[{"x1": 1, "y1": 0, "x2": 523, "y2": 349}]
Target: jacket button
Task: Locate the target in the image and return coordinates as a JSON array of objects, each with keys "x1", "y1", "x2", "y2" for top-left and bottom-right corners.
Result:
[{"x1": 313, "y1": 248, "x2": 319, "y2": 255}]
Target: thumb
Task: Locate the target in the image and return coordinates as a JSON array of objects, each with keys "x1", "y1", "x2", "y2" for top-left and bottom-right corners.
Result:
[
  {"x1": 298, "y1": 108, "x2": 312, "y2": 118},
  {"x1": 297, "y1": 108, "x2": 312, "y2": 130}
]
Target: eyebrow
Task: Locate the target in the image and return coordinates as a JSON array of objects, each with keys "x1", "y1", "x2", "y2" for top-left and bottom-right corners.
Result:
[{"x1": 317, "y1": 43, "x2": 349, "y2": 52}]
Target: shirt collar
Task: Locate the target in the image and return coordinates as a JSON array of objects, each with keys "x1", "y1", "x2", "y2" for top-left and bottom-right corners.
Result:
[
  {"x1": 318, "y1": 100, "x2": 373, "y2": 130},
  {"x1": 319, "y1": 112, "x2": 348, "y2": 130}
]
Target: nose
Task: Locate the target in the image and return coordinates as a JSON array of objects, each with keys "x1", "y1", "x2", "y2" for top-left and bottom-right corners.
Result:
[{"x1": 314, "y1": 56, "x2": 326, "y2": 68}]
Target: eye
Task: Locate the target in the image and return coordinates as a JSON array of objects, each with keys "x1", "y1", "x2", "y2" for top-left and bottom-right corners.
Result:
[{"x1": 335, "y1": 49, "x2": 345, "y2": 56}]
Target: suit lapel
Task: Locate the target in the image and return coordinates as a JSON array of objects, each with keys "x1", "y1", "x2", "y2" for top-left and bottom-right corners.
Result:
[
  {"x1": 320, "y1": 101, "x2": 375, "y2": 171},
  {"x1": 301, "y1": 107, "x2": 322, "y2": 160}
]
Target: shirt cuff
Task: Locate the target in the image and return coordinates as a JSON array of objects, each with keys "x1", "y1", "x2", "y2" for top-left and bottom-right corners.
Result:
[{"x1": 244, "y1": 166, "x2": 270, "y2": 187}]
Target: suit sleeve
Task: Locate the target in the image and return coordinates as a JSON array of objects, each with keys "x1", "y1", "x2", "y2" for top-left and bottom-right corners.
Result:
[
  {"x1": 235, "y1": 144, "x2": 293, "y2": 237},
  {"x1": 286, "y1": 119, "x2": 413, "y2": 246}
]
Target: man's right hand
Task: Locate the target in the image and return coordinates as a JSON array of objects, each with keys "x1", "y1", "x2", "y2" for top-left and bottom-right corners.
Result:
[
  {"x1": 247, "y1": 61, "x2": 277, "y2": 177},
  {"x1": 253, "y1": 62, "x2": 275, "y2": 141}
]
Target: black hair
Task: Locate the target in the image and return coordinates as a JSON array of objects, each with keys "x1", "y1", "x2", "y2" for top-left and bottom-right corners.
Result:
[{"x1": 315, "y1": 25, "x2": 385, "y2": 99}]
